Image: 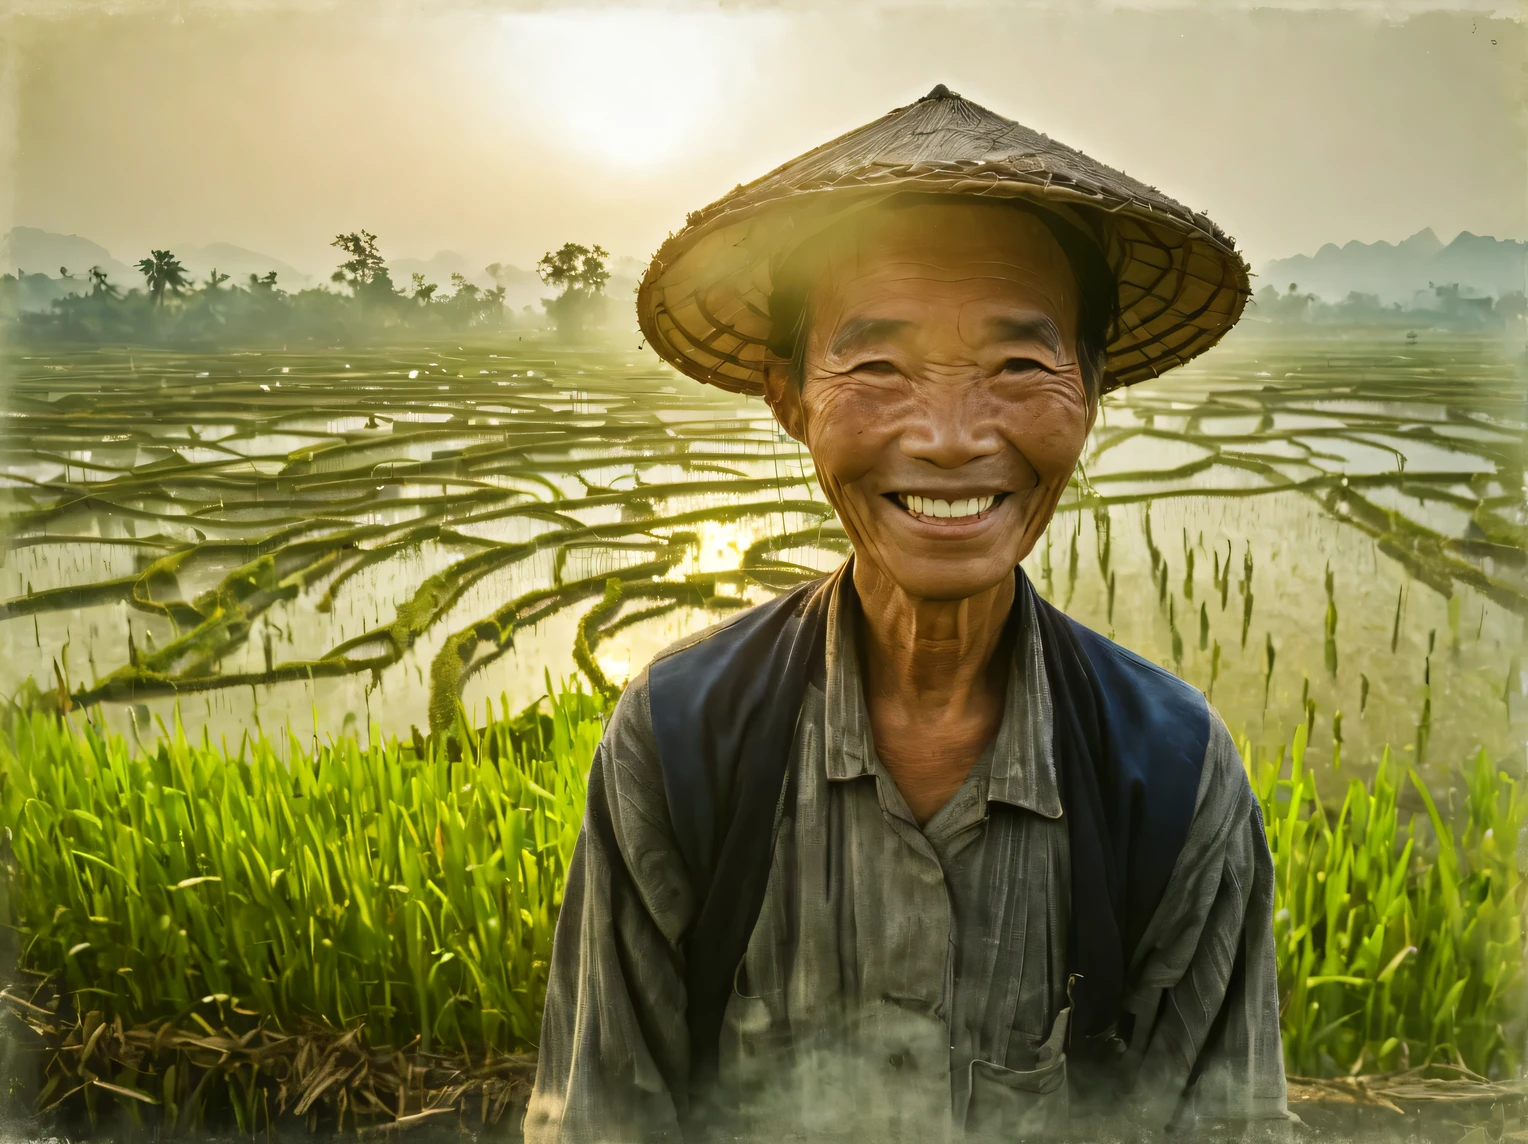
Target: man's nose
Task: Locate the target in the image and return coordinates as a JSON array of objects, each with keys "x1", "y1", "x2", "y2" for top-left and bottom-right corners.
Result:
[{"x1": 898, "y1": 385, "x2": 1002, "y2": 469}]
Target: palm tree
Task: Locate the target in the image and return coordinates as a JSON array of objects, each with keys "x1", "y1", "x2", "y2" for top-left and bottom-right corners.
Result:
[
  {"x1": 87, "y1": 266, "x2": 120, "y2": 298},
  {"x1": 137, "y1": 250, "x2": 191, "y2": 306}
]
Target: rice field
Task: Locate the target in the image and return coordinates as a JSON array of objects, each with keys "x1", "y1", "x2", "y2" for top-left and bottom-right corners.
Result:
[
  {"x1": 0, "y1": 683, "x2": 1521, "y2": 1129},
  {"x1": 0, "y1": 332, "x2": 1526, "y2": 1130},
  {"x1": 0, "y1": 688, "x2": 603, "y2": 1130},
  {"x1": 1, "y1": 334, "x2": 1524, "y2": 780}
]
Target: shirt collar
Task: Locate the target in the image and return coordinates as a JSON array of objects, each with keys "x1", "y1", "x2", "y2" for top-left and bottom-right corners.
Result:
[
  {"x1": 820, "y1": 569, "x2": 1062, "y2": 820},
  {"x1": 821, "y1": 570, "x2": 875, "y2": 780}
]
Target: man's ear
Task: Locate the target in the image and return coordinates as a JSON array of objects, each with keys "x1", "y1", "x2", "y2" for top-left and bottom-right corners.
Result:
[{"x1": 763, "y1": 361, "x2": 807, "y2": 443}]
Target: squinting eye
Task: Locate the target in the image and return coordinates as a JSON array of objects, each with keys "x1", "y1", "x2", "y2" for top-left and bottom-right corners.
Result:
[
  {"x1": 1002, "y1": 357, "x2": 1048, "y2": 374},
  {"x1": 853, "y1": 360, "x2": 900, "y2": 376}
]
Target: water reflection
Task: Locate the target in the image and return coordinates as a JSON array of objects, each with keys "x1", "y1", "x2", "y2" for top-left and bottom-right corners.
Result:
[{"x1": 1, "y1": 336, "x2": 1523, "y2": 783}]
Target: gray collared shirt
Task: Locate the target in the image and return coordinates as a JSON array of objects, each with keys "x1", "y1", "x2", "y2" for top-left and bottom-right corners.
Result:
[{"x1": 526, "y1": 569, "x2": 1288, "y2": 1142}]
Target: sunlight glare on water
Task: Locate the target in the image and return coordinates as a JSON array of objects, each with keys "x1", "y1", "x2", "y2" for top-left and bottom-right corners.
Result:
[{"x1": 0, "y1": 335, "x2": 1523, "y2": 791}]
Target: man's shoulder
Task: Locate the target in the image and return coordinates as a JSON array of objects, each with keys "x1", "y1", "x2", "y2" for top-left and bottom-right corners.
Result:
[
  {"x1": 1059, "y1": 614, "x2": 1219, "y2": 956},
  {"x1": 1066, "y1": 616, "x2": 1208, "y2": 725},
  {"x1": 641, "y1": 577, "x2": 833, "y2": 915},
  {"x1": 650, "y1": 579, "x2": 823, "y2": 669},
  {"x1": 1063, "y1": 615, "x2": 1211, "y2": 782},
  {"x1": 648, "y1": 599, "x2": 776, "y2": 665}
]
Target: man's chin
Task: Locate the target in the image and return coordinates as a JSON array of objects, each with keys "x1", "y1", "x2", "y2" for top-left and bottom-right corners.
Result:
[{"x1": 873, "y1": 557, "x2": 1019, "y2": 604}]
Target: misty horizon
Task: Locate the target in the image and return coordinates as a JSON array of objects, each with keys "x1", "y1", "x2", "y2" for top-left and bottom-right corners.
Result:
[
  {"x1": 6, "y1": 3, "x2": 1523, "y2": 282},
  {"x1": 4, "y1": 222, "x2": 1523, "y2": 289}
]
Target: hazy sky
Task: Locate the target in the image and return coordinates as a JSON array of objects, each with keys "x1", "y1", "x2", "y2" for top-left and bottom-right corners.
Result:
[{"x1": 5, "y1": 1, "x2": 1525, "y2": 278}]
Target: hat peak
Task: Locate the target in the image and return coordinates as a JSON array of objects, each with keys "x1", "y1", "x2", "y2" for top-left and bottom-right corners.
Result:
[{"x1": 921, "y1": 83, "x2": 958, "y2": 101}]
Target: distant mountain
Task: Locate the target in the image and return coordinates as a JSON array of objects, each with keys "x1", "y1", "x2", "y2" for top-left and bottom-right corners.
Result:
[
  {"x1": 1, "y1": 228, "x2": 313, "y2": 293},
  {"x1": 1, "y1": 226, "x2": 135, "y2": 285},
  {"x1": 175, "y1": 243, "x2": 313, "y2": 289},
  {"x1": 490, "y1": 264, "x2": 548, "y2": 314},
  {"x1": 388, "y1": 252, "x2": 550, "y2": 311},
  {"x1": 1260, "y1": 229, "x2": 1526, "y2": 305},
  {"x1": 388, "y1": 250, "x2": 493, "y2": 291}
]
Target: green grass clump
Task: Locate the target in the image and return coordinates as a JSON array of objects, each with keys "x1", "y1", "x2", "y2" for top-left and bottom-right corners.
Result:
[
  {"x1": 0, "y1": 683, "x2": 604, "y2": 1058},
  {"x1": 0, "y1": 682, "x2": 1522, "y2": 1112},
  {"x1": 1253, "y1": 723, "x2": 1527, "y2": 1078}
]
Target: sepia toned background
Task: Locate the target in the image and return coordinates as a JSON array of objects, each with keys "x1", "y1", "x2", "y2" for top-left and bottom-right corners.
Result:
[{"x1": 4, "y1": 1, "x2": 1524, "y2": 281}]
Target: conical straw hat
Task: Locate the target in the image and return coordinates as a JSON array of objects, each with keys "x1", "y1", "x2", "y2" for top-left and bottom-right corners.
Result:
[{"x1": 637, "y1": 85, "x2": 1249, "y2": 396}]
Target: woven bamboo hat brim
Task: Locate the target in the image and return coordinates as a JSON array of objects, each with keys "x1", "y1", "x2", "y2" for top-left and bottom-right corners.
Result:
[{"x1": 638, "y1": 85, "x2": 1249, "y2": 396}]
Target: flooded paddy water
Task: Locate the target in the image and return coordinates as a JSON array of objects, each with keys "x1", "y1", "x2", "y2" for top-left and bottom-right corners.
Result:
[{"x1": 2, "y1": 334, "x2": 1523, "y2": 787}]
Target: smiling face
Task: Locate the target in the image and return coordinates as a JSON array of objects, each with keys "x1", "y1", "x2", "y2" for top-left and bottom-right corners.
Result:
[{"x1": 764, "y1": 200, "x2": 1098, "y2": 602}]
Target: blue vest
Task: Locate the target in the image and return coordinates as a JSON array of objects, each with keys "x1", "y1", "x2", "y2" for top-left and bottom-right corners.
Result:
[{"x1": 647, "y1": 571, "x2": 1208, "y2": 1102}]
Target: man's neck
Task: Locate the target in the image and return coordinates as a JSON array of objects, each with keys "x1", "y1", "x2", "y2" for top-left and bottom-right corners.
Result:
[{"x1": 852, "y1": 561, "x2": 1015, "y2": 824}]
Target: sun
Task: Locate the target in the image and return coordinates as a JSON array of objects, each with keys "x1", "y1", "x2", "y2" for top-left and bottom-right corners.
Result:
[{"x1": 497, "y1": 9, "x2": 777, "y2": 169}]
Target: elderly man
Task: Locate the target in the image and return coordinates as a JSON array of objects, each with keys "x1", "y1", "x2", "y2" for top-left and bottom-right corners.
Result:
[{"x1": 527, "y1": 86, "x2": 1286, "y2": 1142}]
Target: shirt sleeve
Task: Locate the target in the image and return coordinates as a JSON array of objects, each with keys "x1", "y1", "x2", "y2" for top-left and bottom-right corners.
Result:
[
  {"x1": 522, "y1": 670, "x2": 695, "y2": 1144},
  {"x1": 1122, "y1": 708, "x2": 1291, "y2": 1133}
]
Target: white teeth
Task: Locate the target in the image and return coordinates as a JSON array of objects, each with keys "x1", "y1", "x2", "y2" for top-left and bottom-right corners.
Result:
[{"x1": 899, "y1": 494, "x2": 997, "y2": 519}]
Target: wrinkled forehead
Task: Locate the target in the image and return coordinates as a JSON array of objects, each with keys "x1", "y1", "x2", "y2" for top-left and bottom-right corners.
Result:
[{"x1": 803, "y1": 199, "x2": 1080, "y2": 328}]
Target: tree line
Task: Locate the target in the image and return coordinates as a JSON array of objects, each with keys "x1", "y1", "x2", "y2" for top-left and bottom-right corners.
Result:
[
  {"x1": 1, "y1": 232, "x2": 614, "y2": 346},
  {"x1": 1250, "y1": 280, "x2": 1527, "y2": 333}
]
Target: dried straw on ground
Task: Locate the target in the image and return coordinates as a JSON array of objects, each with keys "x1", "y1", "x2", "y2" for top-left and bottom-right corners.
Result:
[
  {"x1": 1287, "y1": 1066, "x2": 1528, "y2": 1116},
  {"x1": 12, "y1": 978, "x2": 1526, "y2": 1139},
  {"x1": 3, "y1": 987, "x2": 535, "y2": 1133}
]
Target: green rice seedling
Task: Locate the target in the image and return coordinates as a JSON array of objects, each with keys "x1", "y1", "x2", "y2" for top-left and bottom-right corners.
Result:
[
  {"x1": 1324, "y1": 566, "x2": 1339, "y2": 679},
  {"x1": 1182, "y1": 529, "x2": 1195, "y2": 600},
  {"x1": 1143, "y1": 506, "x2": 1160, "y2": 573},
  {"x1": 1093, "y1": 505, "x2": 1111, "y2": 580},
  {"x1": 1253, "y1": 725, "x2": 1527, "y2": 1078},
  {"x1": 1169, "y1": 597, "x2": 1183, "y2": 674},
  {"x1": 1264, "y1": 633, "x2": 1276, "y2": 707},
  {"x1": 0, "y1": 682, "x2": 605, "y2": 1066},
  {"x1": 1, "y1": 663, "x2": 1524, "y2": 1127},
  {"x1": 1065, "y1": 525, "x2": 1079, "y2": 608}
]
